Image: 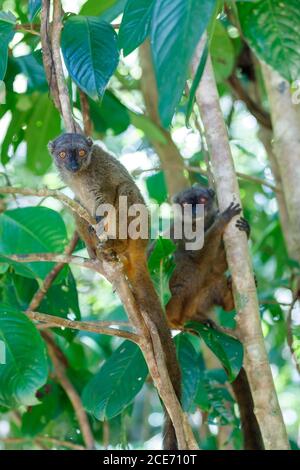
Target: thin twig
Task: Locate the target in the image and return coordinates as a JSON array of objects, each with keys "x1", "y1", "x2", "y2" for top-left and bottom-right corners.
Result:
[
  {"x1": 132, "y1": 164, "x2": 279, "y2": 193},
  {"x1": 1, "y1": 436, "x2": 85, "y2": 451},
  {"x1": 6, "y1": 252, "x2": 102, "y2": 273},
  {"x1": 0, "y1": 186, "x2": 95, "y2": 225},
  {"x1": 27, "y1": 311, "x2": 139, "y2": 343}
]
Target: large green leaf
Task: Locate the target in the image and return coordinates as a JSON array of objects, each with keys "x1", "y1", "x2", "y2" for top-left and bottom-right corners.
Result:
[
  {"x1": 28, "y1": 0, "x2": 41, "y2": 21},
  {"x1": 89, "y1": 90, "x2": 130, "y2": 135},
  {"x1": 0, "y1": 106, "x2": 29, "y2": 165},
  {"x1": 211, "y1": 20, "x2": 235, "y2": 83},
  {"x1": 119, "y1": 0, "x2": 155, "y2": 56},
  {"x1": 0, "y1": 11, "x2": 16, "y2": 80},
  {"x1": 14, "y1": 51, "x2": 47, "y2": 93},
  {"x1": 148, "y1": 236, "x2": 176, "y2": 307},
  {"x1": 238, "y1": 0, "x2": 300, "y2": 82},
  {"x1": 0, "y1": 207, "x2": 68, "y2": 280},
  {"x1": 146, "y1": 171, "x2": 168, "y2": 204},
  {"x1": 61, "y1": 16, "x2": 119, "y2": 100},
  {"x1": 21, "y1": 382, "x2": 64, "y2": 437},
  {"x1": 80, "y1": 0, "x2": 126, "y2": 20},
  {"x1": 82, "y1": 341, "x2": 148, "y2": 420},
  {"x1": 0, "y1": 306, "x2": 48, "y2": 407},
  {"x1": 25, "y1": 94, "x2": 61, "y2": 174},
  {"x1": 129, "y1": 111, "x2": 167, "y2": 144},
  {"x1": 187, "y1": 322, "x2": 243, "y2": 382},
  {"x1": 151, "y1": 0, "x2": 217, "y2": 127},
  {"x1": 175, "y1": 333, "x2": 204, "y2": 411}
]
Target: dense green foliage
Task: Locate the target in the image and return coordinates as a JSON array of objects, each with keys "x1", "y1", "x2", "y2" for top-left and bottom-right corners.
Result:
[{"x1": 0, "y1": 0, "x2": 299, "y2": 450}]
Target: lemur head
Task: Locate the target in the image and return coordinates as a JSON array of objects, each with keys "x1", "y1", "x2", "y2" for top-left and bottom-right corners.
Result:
[
  {"x1": 48, "y1": 133, "x2": 94, "y2": 174},
  {"x1": 173, "y1": 185, "x2": 217, "y2": 221}
]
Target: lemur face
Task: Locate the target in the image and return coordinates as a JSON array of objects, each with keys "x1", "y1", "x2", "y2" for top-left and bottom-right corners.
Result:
[
  {"x1": 48, "y1": 133, "x2": 93, "y2": 173},
  {"x1": 173, "y1": 185, "x2": 216, "y2": 218}
]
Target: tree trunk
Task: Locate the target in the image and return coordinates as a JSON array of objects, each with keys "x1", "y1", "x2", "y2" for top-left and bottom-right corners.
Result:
[
  {"x1": 192, "y1": 39, "x2": 289, "y2": 450},
  {"x1": 261, "y1": 64, "x2": 300, "y2": 263}
]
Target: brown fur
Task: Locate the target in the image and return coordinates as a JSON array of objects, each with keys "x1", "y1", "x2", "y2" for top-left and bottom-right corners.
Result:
[
  {"x1": 154, "y1": 185, "x2": 264, "y2": 450},
  {"x1": 49, "y1": 133, "x2": 181, "y2": 450}
]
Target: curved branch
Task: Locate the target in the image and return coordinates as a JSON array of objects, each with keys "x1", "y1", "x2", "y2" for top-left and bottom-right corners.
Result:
[
  {"x1": 27, "y1": 310, "x2": 140, "y2": 343},
  {"x1": 0, "y1": 186, "x2": 95, "y2": 225},
  {"x1": 6, "y1": 252, "x2": 101, "y2": 272}
]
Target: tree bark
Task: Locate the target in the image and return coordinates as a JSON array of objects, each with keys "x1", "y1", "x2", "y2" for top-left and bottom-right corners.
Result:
[
  {"x1": 192, "y1": 39, "x2": 289, "y2": 450},
  {"x1": 261, "y1": 64, "x2": 300, "y2": 263},
  {"x1": 139, "y1": 42, "x2": 189, "y2": 198}
]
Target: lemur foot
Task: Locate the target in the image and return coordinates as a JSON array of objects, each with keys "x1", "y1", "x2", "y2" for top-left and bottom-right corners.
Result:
[{"x1": 236, "y1": 216, "x2": 250, "y2": 238}]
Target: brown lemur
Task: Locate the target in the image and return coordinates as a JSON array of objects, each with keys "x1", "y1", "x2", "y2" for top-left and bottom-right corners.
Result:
[
  {"x1": 48, "y1": 133, "x2": 181, "y2": 450},
  {"x1": 149, "y1": 185, "x2": 264, "y2": 450}
]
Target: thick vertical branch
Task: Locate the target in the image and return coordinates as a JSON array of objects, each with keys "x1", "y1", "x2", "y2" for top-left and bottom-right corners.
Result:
[
  {"x1": 261, "y1": 64, "x2": 300, "y2": 263},
  {"x1": 51, "y1": 0, "x2": 76, "y2": 133},
  {"x1": 192, "y1": 39, "x2": 289, "y2": 450},
  {"x1": 139, "y1": 42, "x2": 189, "y2": 198}
]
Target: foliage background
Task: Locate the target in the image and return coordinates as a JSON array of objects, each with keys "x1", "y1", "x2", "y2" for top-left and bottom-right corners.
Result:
[{"x1": 0, "y1": 0, "x2": 299, "y2": 450}]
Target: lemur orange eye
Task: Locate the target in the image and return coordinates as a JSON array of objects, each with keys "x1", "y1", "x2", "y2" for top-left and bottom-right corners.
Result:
[
  {"x1": 79, "y1": 149, "x2": 86, "y2": 157},
  {"x1": 59, "y1": 151, "x2": 66, "y2": 159}
]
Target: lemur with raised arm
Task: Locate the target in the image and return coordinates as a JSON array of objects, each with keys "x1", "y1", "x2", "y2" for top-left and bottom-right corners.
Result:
[{"x1": 149, "y1": 185, "x2": 264, "y2": 450}]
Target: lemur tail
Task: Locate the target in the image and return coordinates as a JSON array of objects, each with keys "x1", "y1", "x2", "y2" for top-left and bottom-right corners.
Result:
[{"x1": 125, "y1": 255, "x2": 181, "y2": 450}]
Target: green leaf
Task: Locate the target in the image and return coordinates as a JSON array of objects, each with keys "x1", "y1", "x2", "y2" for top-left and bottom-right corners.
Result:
[
  {"x1": 119, "y1": 0, "x2": 155, "y2": 56},
  {"x1": 39, "y1": 271, "x2": 81, "y2": 341},
  {"x1": 25, "y1": 94, "x2": 61, "y2": 174},
  {"x1": 187, "y1": 322, "x2": 243, "y2": 382},
  {"x1": 175, "y1": 333, "x2": 203, "y2": 411},
  {"x1": 0, "y1": 107, "x2": 29, "y2": 165},
  {"x1": 211, "y1": 20, "x2": 235, "y2": 83},
  {"x1": 146, "y1": 171, "x2": 168, "y2": 204},
  {"x1": 148, "y1": 236, "x2": 176, "y2": 307},
  {"x1": 82, "y1": 341, "x2": 148, "y2": 420},
  {"x1": 151, "y1": 0, "x2": 217, "y2": 126},
  {"x1": 197, "y1": 369, "x2": 236, "y2": 425},
  {"x1": 61, "y1": 16, "x2": 119, "y2": 100},
  {"x1": 238, "y1": 0, "x2": 300, "y2": 82},
  {"x1": 129, "y1": 111, "x2": 167, "y2": 144},
  {"x1": 186, "y1": 39, "x2": 209, "y2": 125},
  {"x1": 0, "y1": 306, "x2": 48, "y2": 408},
  {"x1": 0, "y1": 11, "x2": 16, "y2": 80},
  {"x1": 89, "y1": 90, "x2": 130, "y2": 135},
  {"x1": 0, "y1": 207, "x2": 68, "y2": 281},
  {"x1": 21, "y1": 382, "x2": 64, "y2": 437},
  {"x1": 80, "y1": 0, "x2": 126, "y2": 20},
  {"x1": 28, "y1": 0, "x2": 41, "y2": 21},
  {"x1": 15, "y1": 51, "x2": 47, "y2": 93}
]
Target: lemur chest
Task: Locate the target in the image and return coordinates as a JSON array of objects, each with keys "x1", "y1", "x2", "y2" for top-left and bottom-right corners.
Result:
[{"x1": 68, "y1": 178, "x2": 98, "y2": 216}]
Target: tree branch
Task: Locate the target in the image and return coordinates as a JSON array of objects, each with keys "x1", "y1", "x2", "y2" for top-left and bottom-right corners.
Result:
[
  {"x1": 0, "y1": 186, "x2": 95, "y2": 225},
  {"x1": 6, "y1": 252, "x2": 102, "y2": 273},
  {"x1": 1, "y1": 437, "x2": 86, "y2": 450},
  {"x1": 192, "y1": 37, "x2": 289, "y2": 450},
  {"x1": 26, "y1": 311, "x2": 139, "y2": 343}
]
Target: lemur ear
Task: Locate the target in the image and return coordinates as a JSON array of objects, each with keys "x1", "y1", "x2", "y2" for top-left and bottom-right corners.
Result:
[
  {"x1": 86, "y1": 137, "x2": 93, "y2": 147},
  {"x1": 48, "y1": 140, "x2": 55, "y2": 153}
]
